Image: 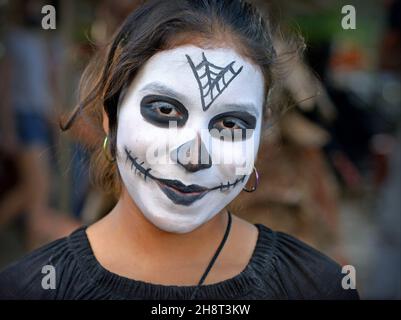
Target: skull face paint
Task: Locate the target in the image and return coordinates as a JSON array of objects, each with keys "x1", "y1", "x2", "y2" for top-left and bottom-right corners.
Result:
[{"x1": 116, "y1": 45, "x2": 265, "y2": 233}]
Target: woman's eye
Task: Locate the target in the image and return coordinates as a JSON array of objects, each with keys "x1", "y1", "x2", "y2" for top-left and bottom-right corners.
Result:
[
  {"x1": 152, "y1": 102, "x2": 180, "y2": 117},
  {"x1": 211, "y1": 117, "x2": 248, "y2": 141},
  {"x1": 212, "y1": 118, "x2": 247, "y2": 133},
  {"x1": 159, "y1": 106, "x2": 172, "y2": 114},
  {"x1": 221, "y1": 118, "x2": 243, "y2": 129},
  {"x1": 140, "y1": 95, "x2": 188, "y2": 127},
  {"x1": 208, "y1": 112, "x2": 257, "y2": 141}
]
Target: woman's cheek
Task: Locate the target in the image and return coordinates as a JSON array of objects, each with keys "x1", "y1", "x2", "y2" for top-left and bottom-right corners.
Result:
[
  {"x1": 117, "y1": 117, "x2": 167, "y2": 158},
  {"x1": 208, "y1": 139, "x2": 255, "y2": 177}
]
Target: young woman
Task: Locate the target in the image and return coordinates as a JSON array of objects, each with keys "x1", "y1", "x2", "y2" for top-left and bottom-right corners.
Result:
[{"x1": 0, "y1": 0, "x2": 359, "y2": 300}]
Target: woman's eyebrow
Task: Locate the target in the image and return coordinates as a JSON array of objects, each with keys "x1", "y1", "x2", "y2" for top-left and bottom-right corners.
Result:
[
  {"x1": 218, "y1": 103, "x2": 260, "y2": 118},
  {"x1": 139, "y1": 82, "x2": 186, "y2": 102}
]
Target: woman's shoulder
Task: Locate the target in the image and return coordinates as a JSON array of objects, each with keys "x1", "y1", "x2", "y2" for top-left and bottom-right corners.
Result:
[
  {"x1": 253, "y1": 224, "x2": 360, "y2": 300},
  {"x1": 0, "y1": 226, "x2": 86, "y2": 299},
  {"x1": 0, "y1": 222, "x2": 360, "y2": 300}
]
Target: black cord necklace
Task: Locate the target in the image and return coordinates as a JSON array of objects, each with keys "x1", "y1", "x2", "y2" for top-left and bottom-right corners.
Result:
[{"x1": 189, "y1": 210, "x2": 232, "y2": 300}]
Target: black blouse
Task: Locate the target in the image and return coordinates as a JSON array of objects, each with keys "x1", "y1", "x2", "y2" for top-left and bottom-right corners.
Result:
[{"x1": 0, "y1": 224, "x2": 359, "y2": 299}]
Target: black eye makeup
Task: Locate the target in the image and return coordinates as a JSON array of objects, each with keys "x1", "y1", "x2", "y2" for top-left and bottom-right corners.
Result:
[
  {"x1": 140, "y1": 94, "x2": 189, "y2": 127},
  {"x1": 208, "y1": 111, "x2": 257, "y2": 141}
]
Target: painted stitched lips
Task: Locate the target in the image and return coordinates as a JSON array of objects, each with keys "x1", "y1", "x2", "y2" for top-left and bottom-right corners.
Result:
[{"x1": 124, "y1": 147, "x2": 245, "y2": 206}]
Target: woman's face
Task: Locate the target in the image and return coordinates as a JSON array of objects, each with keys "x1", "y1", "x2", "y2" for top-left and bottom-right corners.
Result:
[{"x1": 116, "y1": 45, "x2": 265, "y2": 233}]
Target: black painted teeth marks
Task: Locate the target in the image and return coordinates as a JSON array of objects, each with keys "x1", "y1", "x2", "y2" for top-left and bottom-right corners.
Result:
[
  {"x1": 144, "y1": 168, "x2": 152, "y2": 181},
  {"x1": 125, "y1": 148, "x2": 153, "y2": 181},
  {"x1": 186, "y1": 52, "x2": 243, "y2": 111},
  {"x1": 213, "y1": 175, "x2": 246, "y2": 192}
]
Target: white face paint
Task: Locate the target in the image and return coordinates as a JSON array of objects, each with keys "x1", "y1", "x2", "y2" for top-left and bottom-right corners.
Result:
[{"x1": 116, "y1": 45, "x2": 265, "y2": 233}]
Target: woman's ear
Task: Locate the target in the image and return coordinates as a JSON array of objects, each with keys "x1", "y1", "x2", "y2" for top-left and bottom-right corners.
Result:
[{"x1": 102, "y1": 110, "x2": 109, "y2": 135}]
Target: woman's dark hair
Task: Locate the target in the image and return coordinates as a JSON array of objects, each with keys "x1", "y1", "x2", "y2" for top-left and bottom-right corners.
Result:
[{"x1": 61, "y1": 0, "x2": 304, "y2": 196}]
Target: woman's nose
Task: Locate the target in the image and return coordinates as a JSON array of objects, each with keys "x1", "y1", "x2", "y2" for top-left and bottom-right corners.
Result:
[{"x1": 170, "y1": 135, "x2": 212, "y2": 172}]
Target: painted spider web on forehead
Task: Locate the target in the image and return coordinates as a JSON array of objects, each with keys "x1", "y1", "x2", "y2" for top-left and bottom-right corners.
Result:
[{"x1": 186, "y1": 52, "x2": 243, "y2": 111}]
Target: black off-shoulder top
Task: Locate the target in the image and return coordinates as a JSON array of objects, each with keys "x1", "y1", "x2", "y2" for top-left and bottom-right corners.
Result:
[{"x1": 0, "y1": 224, "x2": 359, "y2": 300}]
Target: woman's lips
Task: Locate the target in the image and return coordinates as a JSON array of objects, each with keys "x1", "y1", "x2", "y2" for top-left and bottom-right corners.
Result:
[
  {"x1": 157, "y1": 178, "x2": 209, "y2": 193},
  {"x1": 155, "y1": 179, "x2": 209, "y2": 206}
]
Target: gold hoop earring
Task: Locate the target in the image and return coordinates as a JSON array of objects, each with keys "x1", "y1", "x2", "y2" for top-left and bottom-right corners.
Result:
[
  {"x1": 103, "y1": 135, "x2": 115, "y2": 162},
  {"x1": 242, "y1": 166, "x2": 259, "y2": 193}
]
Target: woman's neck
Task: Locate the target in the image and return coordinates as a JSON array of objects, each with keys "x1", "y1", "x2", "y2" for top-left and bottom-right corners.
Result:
[
  {"x1": 87, "y1": 187, "x2": 230, "y2": 272},
  {"x1": 86, "y1": 187, "x2": 259, "y2": 286}
]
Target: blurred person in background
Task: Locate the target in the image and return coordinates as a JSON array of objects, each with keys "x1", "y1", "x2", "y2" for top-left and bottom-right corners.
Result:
[
  {"x1": 0, "y1": 0, "x2": 79, "y2": 249},
  {"x1": 67, "y1": 0, "x2": 143, "y2": 224}
]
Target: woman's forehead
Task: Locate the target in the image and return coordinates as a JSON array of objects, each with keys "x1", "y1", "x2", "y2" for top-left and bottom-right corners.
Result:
[
  {"x1": 126, "y1": 45, "x2": 265, "y2": 113},
  {"x1": 147, "y1": 45, "x2": 258, "y2": 69}
]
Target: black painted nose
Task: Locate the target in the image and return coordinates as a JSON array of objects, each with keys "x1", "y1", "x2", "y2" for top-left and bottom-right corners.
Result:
[{"x1": 171, "y1": 136, "x2": 212, "y2": 172}]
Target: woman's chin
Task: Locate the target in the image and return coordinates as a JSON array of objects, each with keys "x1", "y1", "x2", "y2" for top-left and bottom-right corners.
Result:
[{"x1": 144, "y1": 212, "x2": 204, "y2": 234}]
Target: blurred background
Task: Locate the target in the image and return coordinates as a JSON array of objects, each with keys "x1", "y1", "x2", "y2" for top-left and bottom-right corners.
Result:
[{"x1": 0, "y1": 0, "x2": 400, "y2": 299}]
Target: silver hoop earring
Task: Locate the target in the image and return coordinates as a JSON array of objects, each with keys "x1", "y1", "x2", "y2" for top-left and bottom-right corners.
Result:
[{"x1": 242, "y1": 166, "x2": 259, "y2": 193}]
